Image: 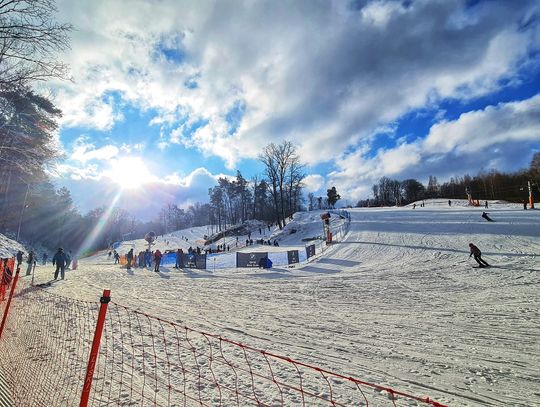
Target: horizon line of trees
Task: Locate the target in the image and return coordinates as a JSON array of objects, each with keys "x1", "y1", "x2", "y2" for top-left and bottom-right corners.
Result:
[{"x1": 357, "y1": 153, "x2": 540, "y2": 207}]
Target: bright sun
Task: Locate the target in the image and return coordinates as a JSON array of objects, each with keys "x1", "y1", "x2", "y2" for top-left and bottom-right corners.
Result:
[{"x1": 107, "y1": 157, "x2": 154, "y2": 189}]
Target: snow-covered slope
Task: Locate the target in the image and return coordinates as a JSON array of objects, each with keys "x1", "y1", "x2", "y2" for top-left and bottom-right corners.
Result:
[{"x1": 28, "y1": 201, "x2": 540, "y2": 406}]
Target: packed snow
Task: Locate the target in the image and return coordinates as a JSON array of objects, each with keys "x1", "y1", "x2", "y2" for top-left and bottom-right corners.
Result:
[{"x1": 9, "y1": 200, "x2": 540, "y2": 406}]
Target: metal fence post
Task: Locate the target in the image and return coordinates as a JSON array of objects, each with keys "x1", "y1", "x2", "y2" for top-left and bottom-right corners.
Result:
[{"x1": 80, "y1": 289, "x2": 111, "y2": 407}]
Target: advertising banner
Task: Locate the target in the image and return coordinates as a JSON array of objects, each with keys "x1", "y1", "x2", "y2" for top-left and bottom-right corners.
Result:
[
  {"x1": 287, "y1": 250, "x2": 299, "y2": 264},
  {"x1": 236, "y1": 252, "x2": 268, "y2": 268},
  {"x1": 305, "y1": 244, "x2": 316, "y2": 259}
]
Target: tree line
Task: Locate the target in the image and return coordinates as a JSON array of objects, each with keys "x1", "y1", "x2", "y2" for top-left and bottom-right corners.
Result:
[{"x1": 358, "y1": 154, "x2": 540, "y2": 207}]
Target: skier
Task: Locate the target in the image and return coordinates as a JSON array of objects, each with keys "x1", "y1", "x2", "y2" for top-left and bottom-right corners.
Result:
[
  {"x1": 114, "y1": 250, "x2": 120, "y2": 264},
  {"x1": 481, "y1": 212, "x2": 494, "y2": 222},
  {"x1": 154, "y1": 249, "x2": 162, "y2": 273},
  {"x1": 448, "y1": 200, "x2": 451, "y2": 207},
  {"x1": 469, "y1": 243, "x2": 490, "y2": 268},
  {"x1": 485, "y1": 201, "x2": 488, "y2": 209},
  {"x1": 52, "y1": 248, "x2": 68, "y2": 280},
  {"x1": 42, "y1": 252, "x2": 48, "y2": 265},
  {"x1": 108, "y1": 251, "x2": 112, "y2": 259},
  {"x1": 26, "y1": 250, "x2": 35, "y2": 276},
  {"x1": 412, "y1": 203, "x2": 416, "y2": 209},
  {"x1": 16, "y1": 251, "x2": 23, "y2": 267}
]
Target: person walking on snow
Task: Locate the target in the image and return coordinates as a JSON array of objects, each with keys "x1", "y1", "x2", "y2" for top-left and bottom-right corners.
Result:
[
  {"x1": 469, "y1": 243, "x2": 490, "y2": 268},
  {"x1": 481, "y1": 212, "x2": 494, "y2": 222},
  {"x1": 175, "y1": 248, "x2": 184, "y2": 268},
  {"x1": 154, "y1": 249, "x2": 162, "y2": 272},
  {"x1": 126, "y1": 248, "x2": 134, "y2": 269},
  {"x1": 52, "y1": 248, "x2": 68, "y2": 280},
  {"x1": 26, "y1": 250, "x2": 35, "y2": 276}
]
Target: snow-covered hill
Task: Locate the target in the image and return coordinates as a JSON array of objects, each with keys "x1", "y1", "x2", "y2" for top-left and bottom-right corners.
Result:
[{"x1": 25, "y1": 201, "x2": 540, "y2": 405}]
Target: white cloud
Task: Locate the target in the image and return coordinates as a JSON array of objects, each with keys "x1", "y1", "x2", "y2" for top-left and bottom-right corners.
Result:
[
  {"x1": 71, "y1": 142, "x2": 119, "y2": 163},
  {"x1": 303, "y1": 174, "x2": 325, "y2": 193},
  {"x1": 328, "y1": 94, "x2": 540, "y2": 201},
  {"x1": 51, "y1": 0, "x2": 540, "y2": 170},
  {"x1": 423, "y1": 94, "x2": 540, "y2": 154}
]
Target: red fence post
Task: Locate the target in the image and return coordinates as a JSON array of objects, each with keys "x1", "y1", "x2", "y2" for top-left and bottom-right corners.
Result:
[
  {"x1": 80, "y1": 289, "x2": 111, "y2": 407},
  {"x1": 0, "y1": 267, "x2": 20, "y2": 340}
]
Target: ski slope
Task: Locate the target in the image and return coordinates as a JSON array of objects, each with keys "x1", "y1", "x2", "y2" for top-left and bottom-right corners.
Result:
[{"x1": 28, "y1": 200, "x2": 540, "y2": 406}]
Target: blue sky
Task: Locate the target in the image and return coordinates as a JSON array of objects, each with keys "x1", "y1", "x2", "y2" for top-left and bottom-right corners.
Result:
[{"x1": 50, "y1": 0, "x2": 540, "y2": 219}]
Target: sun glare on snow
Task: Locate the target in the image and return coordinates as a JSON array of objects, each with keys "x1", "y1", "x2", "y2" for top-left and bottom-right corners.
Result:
[{"x1": 107, "y1": 157, "x2": 155, "y2": 189}]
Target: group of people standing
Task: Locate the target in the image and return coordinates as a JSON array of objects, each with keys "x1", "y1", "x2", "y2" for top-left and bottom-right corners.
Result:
[
  {"x1": 15, "y1": 248, "x2": 74, "y2": 281},
  {"x1": 120, "y1": 248, "x2": 163, "y2": 273}
]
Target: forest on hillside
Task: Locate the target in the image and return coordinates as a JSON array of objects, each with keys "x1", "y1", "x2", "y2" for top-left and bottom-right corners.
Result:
[{"x1": 358, "y1": 154, "x2": 540, "y2": 207}]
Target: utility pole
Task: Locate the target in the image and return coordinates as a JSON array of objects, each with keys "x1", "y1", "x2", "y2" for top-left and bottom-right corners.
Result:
[{"x1": 16, "y1": 183, "x2": 30, "y2": 242}]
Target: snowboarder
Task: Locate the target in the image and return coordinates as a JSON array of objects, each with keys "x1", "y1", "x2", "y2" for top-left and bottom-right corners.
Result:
[
  {"x1": 52, "y1": 248, "x2": 68, "y2": 280},
  {"x1": 469, "y1": 243, "x2": 490, "y2": 268},
  {"x1": 26, "y1": 250, "x2": 35, "y2": 276},
  {"x1": 154, "y1": 249, "x2": 162, "y2": 272},
  {"x1": 481, "y1": 212, "x2": 494, "y2": 222},
  {"x1": 16, "y1": 251, "x2": 23, "y2": 267}
]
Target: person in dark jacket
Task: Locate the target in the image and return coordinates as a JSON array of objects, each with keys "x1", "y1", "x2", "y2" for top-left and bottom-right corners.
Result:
[
  {"x1": 469, "y1": 243, "x2": 490, "y2": 268},
  {"x1": 65, "y1": 251, "x2": 72, "y2": 269},
  {"x1": 26, "y1": 250, "x2": 36, "y2": 276},
  {"x1": 154, "y1": 249, "x2": 162, "y2": 272},
  {"x1": 481, "y1": 212, "x2": 494, "y2": 222},
  {"x1": 126, "y1": 248, "x2": 134, "y2": 269},
  {"x1": 175, "y1": 248, "x2": 184, "y2": 269},
  {"x1": 52, "y1": 248, "x2": 68, "y2": 280},
  {"x1": 16, "y1": 251, "x2": 23, "y2": 267},
  {"x1": 143, "y1": 249, "x2": 151, "y2": 267},
  {"x1": 42, "y1": 252, "x2": 48, "y2": 265}
]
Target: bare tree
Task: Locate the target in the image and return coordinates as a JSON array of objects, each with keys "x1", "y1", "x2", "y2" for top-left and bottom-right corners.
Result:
[{"x1": 0, "y1": 0, "x2": 72, "y2": 89}]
